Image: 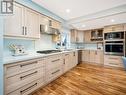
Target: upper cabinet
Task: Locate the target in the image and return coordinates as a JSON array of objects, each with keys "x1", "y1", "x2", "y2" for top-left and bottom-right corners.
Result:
[
  {"x1": 4, "y1": 3, "x2": 40, "y2": 39},
  {"x1": 90, "y1": 29, "x2": 103, "y2": 42},
  {"x1": 77, "y1": 30, "x2": 84, "y2": 43},
  {"x1": 84, "y1": 30, "x2": 91, "y2": 43},
  {"x1": 25, "y1": 8, "x2": 40, "y2": 38},
  {"x1": 70, "y1": 29, "x2": 77, "y2": 43},
  {"x1": 104, "y1": 24, "x2": 124, "y2": 33},
  {"x1": 49, "y1": 19, "x2": 61, "y2": 29},
  {"x1": 70, "y1": 29, "x2": 84, "y2": 43},
  {"x1": 4, "y1": 3, "x2": 24, "y2": 37}
]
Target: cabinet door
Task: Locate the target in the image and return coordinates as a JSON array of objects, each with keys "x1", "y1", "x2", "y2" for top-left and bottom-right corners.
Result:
[
  {"x1": 90, "y1": 50, "x2": 95, "y2": 63},
  {"x1": 104, "y1": 24, "x2": 124, "y2": 33},
  {"x1": 25, "y1": 8, "x2": 40, "y2": 38},
  {"x1": 39, "y1": 15, "x2": 49, "y2": 25},
  {"x1": 82, "y1": 50, "x2": 90, "y2": 62},
  {"x1": 64, "y1": 53, "x2": 71, "y2": 72},
  {"x1": 77, "y1": 31, "x2": 84, "y2": 43},
  {"x1": 71, "y1": 51, "x2": 78, "y2": 67},
  {"x1": 4, "y1": 3, "x2": 24, "y2": 37},
  {"x1": 84, "y1": 31, "x2": 91, "y2": 43},
  {"x1": 70, "y1": 29, "x2": 77, "y2": 43},
  {"x1": 95, "y1": 51, "x2": 103, "y2": 64}
]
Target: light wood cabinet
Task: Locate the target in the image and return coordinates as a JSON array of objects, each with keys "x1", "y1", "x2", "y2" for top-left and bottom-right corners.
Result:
[
  {"x1": 64, "y1": 51, "x2": 78, "y2": 73},
  {"x1": 82, "y1": 50, "x2": 103, "y2": 64},
  {"x1": 64, "y1": 52, "x2": 73, "y2": 72},
  {"x1": 4, "y1": 3, "x2": 24, "y2": 37},
  {"x1": 89, "y1": 50, "x2": 96, "y2": 63},
  {"x1": 70, "y1": 29, "x2": 84, "y2": 43},
  {"x1": 71, "y1": 51, "x2": 78, "y2": 68},
  {"x1": 124, "y1": 24, "x2": 126, "y2": 31},
  {"x1": 70, "y1": 29, "x2": 77, "y2": 43},
  {"x1": 4, "y1": 58, "x2": 46, "y2": 95},
  {"x1": 104, "y1": 55, "x2": 123, "y2": 67},
  {"x1": 49, "y1": 19, "x2": 61, "y2": 29},
  {"x1": 25, "y1": 8, "x2": 40, "y2": 38},
  {"x1": 77, "y1": 30, "x2": 84, "y2": 43},
  {"x1": 95, "y1": 50, "x2": 104, "y2": 64},
  {"x1": 84, "y1": 30, "x2": 91, "y2": 43},
  {"x1": 82, "y1": 50, "x2": 90, "y2": 62},
  {"x1": 46, "y1": 54, "x2": 63, "y2": 83},
  {"x1": 104, "y1": 24, "x2": 124, "y2": 33},
  {"x1": 4, "y1": 51, "x2": 78, "y2": 95},
  {"x1": 4, "y1": 3, "x2": 40, "y2": 39},
  {"x1": 39, "y1": 15, "x2": 49, "y2": 25}
]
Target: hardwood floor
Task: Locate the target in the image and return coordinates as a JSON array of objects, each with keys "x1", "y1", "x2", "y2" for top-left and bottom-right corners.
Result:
[{"x1": 31, "y1": 63, "x2": 126, "y2": 95}]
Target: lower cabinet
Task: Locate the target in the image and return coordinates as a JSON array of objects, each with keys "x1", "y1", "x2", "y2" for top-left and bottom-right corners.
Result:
[
  {"x1": 4, "y1": 51, "x2": 78, "y2": 95},
  {"x1": 82, "y1": 50, "x2": 90, "y2": 62},
  {"x1": 81, "y1": 50, "x2": 103, "y2": 64},
  {"x1": 104, "y1": 55, "x2": 123, "y2": 68},
  {"x1": 63, "y1": 51, "x2": 78, "y2": 73},
  {"x1": 46, "y1": 54, "x2": 64, "y2": 83},
  {"x1": 4, "y1": 58, "x2": 46, "y2": 95}
]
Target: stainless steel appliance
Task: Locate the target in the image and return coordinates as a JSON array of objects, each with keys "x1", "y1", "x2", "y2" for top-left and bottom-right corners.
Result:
[
  {"x1": 37, "y1": 50, "x2": 62, "y2": 54},
  {"x1": 104, "y1": 41, "x2": 124, "y2": 56},
  {"x1": 40, "y1": 24, "x2": 60, "y2": 35},
  {"x1": 104, "y1": 32, "x2": 124, "y2": 40}
]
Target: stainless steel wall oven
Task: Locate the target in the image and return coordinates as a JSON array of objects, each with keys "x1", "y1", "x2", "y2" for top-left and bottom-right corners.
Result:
[{"x1": 104, "y1": 41, "x2": 124, "y2": 56}]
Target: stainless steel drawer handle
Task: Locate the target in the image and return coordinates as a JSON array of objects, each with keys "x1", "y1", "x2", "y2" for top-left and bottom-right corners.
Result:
[
  {"x1": 25, "y1": 27, "x2": 27, "y2": 35},
  {"x1": 52, "y1": 59, "x2": 60, "y2": 62},
  {"x1": 65, "y1": 54, "x2": 69, "y2": 56},
  {"x1": 52, "y1": 69, "x2": 60, "y2": 74},
  {"x1": 22, "y1": 26, "x2": 25, "y2": 35},
  {"x1": 20, "y1": 61, "x2": 37, "y2": 67},
  {"x1": 109, "y1": 63, "x2": 118, "y2": 65},
  {"x1": 109, "y1": 58, "x2": 118, "y2": 60},
  {"x1": 20, "y1": 83, "x2": 37, "y2": 94},
  {"x1": 20, "y1": 71, "x2": 38, "y2": 80}
]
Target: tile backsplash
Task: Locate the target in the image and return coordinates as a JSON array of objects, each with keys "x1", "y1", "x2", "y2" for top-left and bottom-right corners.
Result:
[
  {"x1": 4, "y1": 34, "x2": 56, "y2": 56},
  {"x1": 4, "y1": 38, "x2": 35, "y2": 56}
]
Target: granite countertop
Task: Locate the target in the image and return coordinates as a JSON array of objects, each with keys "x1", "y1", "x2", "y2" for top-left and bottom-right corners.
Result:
[{"x1": 3, "y1": 49, "x2": 78, "y2": 64}]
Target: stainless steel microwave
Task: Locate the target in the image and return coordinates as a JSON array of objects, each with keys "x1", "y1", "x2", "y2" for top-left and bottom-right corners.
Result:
[{"x1": 104, "y1": 32, "x2": 124, "y2": 40}]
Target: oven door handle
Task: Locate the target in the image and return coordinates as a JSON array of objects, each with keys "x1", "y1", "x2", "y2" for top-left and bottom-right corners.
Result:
[{"x1": 105, "y1": 43, "x2": 124, "y2": 45}]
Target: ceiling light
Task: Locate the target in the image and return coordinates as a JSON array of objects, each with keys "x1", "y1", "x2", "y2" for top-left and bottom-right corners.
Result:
[
  {"x1": 82, "y1": 25, "x2": 86, "y2": 27},
  {"x1": 111, "y1": 19, "x2": 115, "y2": 22},
  {"x1": 66, "y1": 9, "x2": 70, "y2": 13}
]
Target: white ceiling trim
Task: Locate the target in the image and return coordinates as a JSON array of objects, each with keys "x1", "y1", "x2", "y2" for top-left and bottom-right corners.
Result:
[{"x1": 67, "y1": 4, "x2": 126, "y2": 24}]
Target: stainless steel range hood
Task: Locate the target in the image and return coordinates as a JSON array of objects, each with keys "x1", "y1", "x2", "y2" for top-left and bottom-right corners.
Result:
[{"x1": 40, "y1": 24, "x2": 60, "y2": 35}]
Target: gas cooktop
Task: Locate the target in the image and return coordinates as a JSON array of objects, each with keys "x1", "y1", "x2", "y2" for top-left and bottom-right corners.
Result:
[{"x1": 37, "y1": 50, "x2": 62, "y2": 54}]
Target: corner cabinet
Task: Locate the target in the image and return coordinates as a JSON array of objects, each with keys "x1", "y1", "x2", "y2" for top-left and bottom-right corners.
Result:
[{"x1": 4, "y1": 3, "x2": 40, "y2": 39}]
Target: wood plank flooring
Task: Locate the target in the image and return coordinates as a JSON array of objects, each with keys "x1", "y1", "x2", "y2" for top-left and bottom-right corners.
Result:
[{"x1": 31, "y1": 63, "x2": 126, "y2": 95}]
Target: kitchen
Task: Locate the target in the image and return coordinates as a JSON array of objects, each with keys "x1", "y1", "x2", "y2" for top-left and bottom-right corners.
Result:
[{"x1": 1, "y1": 0, "x2": 126, "y2": 95}]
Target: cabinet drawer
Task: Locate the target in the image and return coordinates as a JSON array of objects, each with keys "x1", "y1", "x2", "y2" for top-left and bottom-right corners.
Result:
[
  {"x1": 104, "y1": 55, "x2": 123, "y2": 67},
  {"x1": 5, "y1": 59, "x2": 45, "y2": 77},
  {"x1": 7, "y1": 78, "x2": 45, "y2": 95},
  {"x1": 47, "y1": 58, "x2": 63, "y2": 70},
  {"x1": 47, "y1": 67, "x2": 63, "y2": 82},
  {"x1": 6, "y1": 67, "x2": 45, "y2": 94}
]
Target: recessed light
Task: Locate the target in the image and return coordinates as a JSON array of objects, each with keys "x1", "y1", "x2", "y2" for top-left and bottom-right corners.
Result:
[
  {"x1": 111, "y1": 19, "x2": 115, "y2": 22},
  {"x1": 66, "y1": 9, "x2": 71, "y2": 13},
  {"x1": 82, "y1": 25, "x2": 86, "y2": 27}
]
